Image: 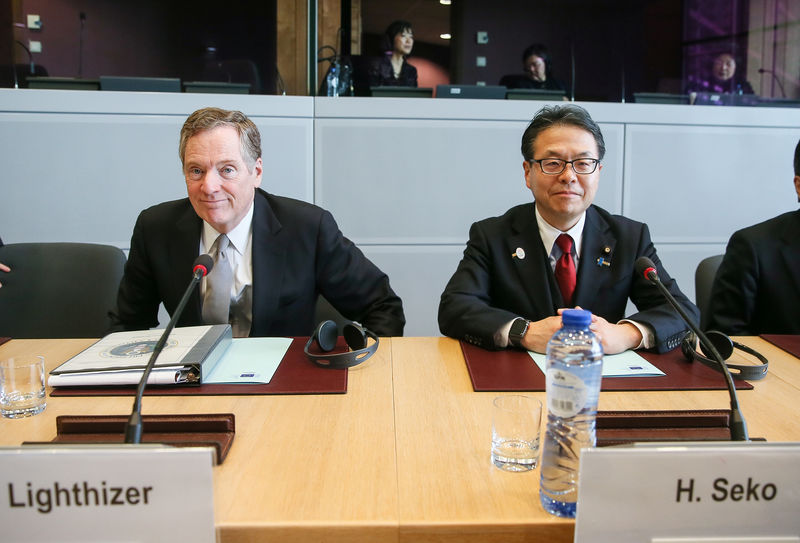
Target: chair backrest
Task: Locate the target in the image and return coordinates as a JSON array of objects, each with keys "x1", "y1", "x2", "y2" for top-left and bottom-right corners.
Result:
[
  {"x1": 695, "y1": 254, "x2": 724, "y2": 330},
  {"x1": 0, "y1": 243, "x2": 126, "y2": 338},
  {"x1": 202, "y1": 59, "x2": 262, "y2": 94},
  {"x1": 314, "y1": 295, "x2": 349, "y2": 331}
]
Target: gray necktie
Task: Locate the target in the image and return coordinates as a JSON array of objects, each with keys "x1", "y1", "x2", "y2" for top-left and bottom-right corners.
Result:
[{"x1": 202, "y1": 234, "x2": 233, "y2": 325}]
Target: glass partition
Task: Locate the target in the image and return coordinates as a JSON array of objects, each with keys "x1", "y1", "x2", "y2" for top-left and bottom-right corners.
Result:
[{"x1": 3, "y1": 0, "x2": 798, "y2": 106}]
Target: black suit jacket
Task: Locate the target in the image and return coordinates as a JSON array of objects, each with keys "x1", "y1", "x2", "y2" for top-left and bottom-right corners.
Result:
[
  {"x1": 707, "y1": 210, "x2": 800, "y2": 335},
  {"x1": 111, "y1": 189, "x2": 405, "y2": 336},
  {"x1": 438, "y1": 204, "x2": 698, "y2": 352}
]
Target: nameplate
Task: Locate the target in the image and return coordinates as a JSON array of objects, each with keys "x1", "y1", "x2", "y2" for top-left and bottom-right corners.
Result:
[
  {"x1": 574, "y1": 442, "x2": 800, "y2": 543},
  {"x1": 0, "y1": 445, "x2": 215, "y2": 542}
]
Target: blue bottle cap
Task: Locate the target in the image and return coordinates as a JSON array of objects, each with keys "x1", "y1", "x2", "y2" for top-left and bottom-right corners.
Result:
[{"x1": 561, "y1": 309, "x2": 592, "y2": 327}]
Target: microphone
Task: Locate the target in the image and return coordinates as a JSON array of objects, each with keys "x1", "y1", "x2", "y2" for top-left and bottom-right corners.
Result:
[
  {"x1": 124, "y1": 254, "x2": 213, "y2": 444},
  {"x1": 634, "y1": 256, "x2": 748, "y2": 441},
  {"x1": 758, "y1": 68, "x2": 787, "y2": 98},
  {"x1": 569, "y1": 42, "x2": 576, "y2": 102},
  {"x1": 78, "y1": 12, "x2": 87, "y2": 78}
]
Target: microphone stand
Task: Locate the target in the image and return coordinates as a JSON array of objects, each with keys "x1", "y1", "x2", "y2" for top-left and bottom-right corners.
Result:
[
  {"x1": 645, "y1": 270, "x2": 749, "y2": 441},
  {"x1": 758, "y1": 68, "x2": 787, "y2": 98},
  {"x1": 124, "y1": 262, "x2": 209, "y2": 444}
]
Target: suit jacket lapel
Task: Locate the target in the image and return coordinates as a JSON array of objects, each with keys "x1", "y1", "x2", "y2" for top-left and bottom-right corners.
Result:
[
  {"x1": 173, "y1": 204, "x2": 204, "y2": 321},
  {"x1": 251, "y1": 191, "x2": 288, "y2": 335},
  {"x1": 574, "y1": 206, "x2": 616, "y2": 306},
  {"x1": 507, "y1": 205, "x2": 561, "y2": 315}
]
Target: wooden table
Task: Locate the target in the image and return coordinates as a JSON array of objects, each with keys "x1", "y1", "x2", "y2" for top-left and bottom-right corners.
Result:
[
  {"x1": 0, "y1": 338, "x2": 397, "y2": 543},
  {"x1": 391, "y1": 336, "x2": 800, "y2": 543},
  {"x1": 2, "y1": 336, "x2": 799, "y2": 542}
]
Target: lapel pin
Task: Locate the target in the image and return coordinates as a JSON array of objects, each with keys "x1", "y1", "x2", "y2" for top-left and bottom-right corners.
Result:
[
  {"x1": 597, "y1": 247, "x2": 612, "y2": 266},
  {"x1": 512, "y1": 247, "x2": 526, "y2": 260}
]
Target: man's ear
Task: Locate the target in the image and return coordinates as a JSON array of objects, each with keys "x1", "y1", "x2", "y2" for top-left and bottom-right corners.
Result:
[
  {"x1": 794, "y1": 175, "x2": 800, "y2": 203},
  {"x1": 254, "y1": 157, "x2": 263, "y2": 188},
  {"x1": 523, "y1": 160, "x2": 533, "y2": 189}
]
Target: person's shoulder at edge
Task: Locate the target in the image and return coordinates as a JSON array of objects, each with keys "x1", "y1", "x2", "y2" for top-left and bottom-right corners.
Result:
[{"x1": 730, "y1": 209, "x2": 799, "y2": 242}]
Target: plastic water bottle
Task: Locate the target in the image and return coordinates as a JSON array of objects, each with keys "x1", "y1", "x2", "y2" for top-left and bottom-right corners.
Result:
[
  {"x1": 539, "y1": 309, "x2": 603, "y2": 518},
  {"x1": 326, "y1": 64, "x2": 339, "y2": 97}
]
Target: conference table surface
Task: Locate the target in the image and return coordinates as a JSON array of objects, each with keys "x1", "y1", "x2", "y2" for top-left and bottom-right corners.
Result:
[{"x1": 1, "y1": 336, "x2": 799, "y2": 542}]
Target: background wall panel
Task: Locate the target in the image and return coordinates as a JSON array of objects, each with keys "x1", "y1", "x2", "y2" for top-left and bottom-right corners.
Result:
[{"x1": 1, "y1": 90, "x2": 798, "y2": 336}]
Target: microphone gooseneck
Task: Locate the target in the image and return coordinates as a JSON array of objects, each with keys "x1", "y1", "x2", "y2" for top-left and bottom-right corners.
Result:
[
  {"x1": 758, "y1": 68, "x2": 787, "y2": 98},
  {"x1": 123, "y1": 254, "x2": 214, "y2": 444},
  {"x1": 634, "y1": 256, "x2": 749, "y2": 441}
]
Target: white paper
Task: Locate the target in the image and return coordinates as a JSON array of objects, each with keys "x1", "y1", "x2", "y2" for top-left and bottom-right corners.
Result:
[
  {"x1": 203, "y1": 337, "x2": 292, "y2": 384},
  {"x1": 47, "y1": 367, "x2": 184, "y2": 387},
  {"x1": 528, "y1": 350, "x2": 665, "y2": 377}
]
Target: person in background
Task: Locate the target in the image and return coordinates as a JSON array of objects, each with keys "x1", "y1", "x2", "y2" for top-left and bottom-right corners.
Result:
[
  {"x1": 687, "y1": 52, "x2": 754, "y2": 95},
  {"x1": 438, "y1": 104, "x2": 697, "y2": 354},
  {"x1": 499, "y1": 43, "x2": 566, "y2": 92},
  {"x1": 0, "y1": 236, "x2": 8, "y2": 288},
  {"x1": 111, "y1": 107, "x2": 405, "y2": 337},
  {"x1": 368, "y1": 20, "x2": 418, "y2": 88},
  {"x1": 707, "y1": 138, "x2": 800, "y2": 334}
]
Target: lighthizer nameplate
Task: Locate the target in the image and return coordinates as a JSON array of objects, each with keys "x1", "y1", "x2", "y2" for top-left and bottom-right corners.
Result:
[
  {"x1": 0, "y1": 445, "x2": 215, "y2": 543},
  {"x1": 574, "y1": 442, "x2": 800, "y2": 543}
]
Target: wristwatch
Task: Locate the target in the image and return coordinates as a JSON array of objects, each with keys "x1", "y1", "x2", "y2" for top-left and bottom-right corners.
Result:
[{"x1": 508, "y1": 318, "x2": 530, "y2": 348}]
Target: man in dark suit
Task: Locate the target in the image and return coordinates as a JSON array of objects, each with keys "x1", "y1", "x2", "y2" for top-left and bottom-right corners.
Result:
[
  {"x1": 438, "y1": 104, "x2": 697, "y2": 353},
  {"x1": 707, "y1": 139, "x2": 800, "y2": 335},
  {"x1": 111, "y1": 107, "x2": 404, "y2": 337}
]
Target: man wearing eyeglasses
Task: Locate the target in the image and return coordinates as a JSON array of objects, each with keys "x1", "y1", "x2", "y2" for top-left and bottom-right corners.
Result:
[{"x1": 438, "y1": 104, "x2": 698, "y2": 354}]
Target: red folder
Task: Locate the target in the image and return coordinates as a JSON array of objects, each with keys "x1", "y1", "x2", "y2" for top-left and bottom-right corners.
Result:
[
  {"x1": 51, "y1": 337, "x2": 348, "y2": 397},
  {"x1": 0, "y1": 337, "x2": 10, "y2": 346},
  {"x1": 760, "y1": 334, "x2": 800, "y2": 359},
  {"x1": 461, "y1": 341, "x2": 754, "y2": 392}
]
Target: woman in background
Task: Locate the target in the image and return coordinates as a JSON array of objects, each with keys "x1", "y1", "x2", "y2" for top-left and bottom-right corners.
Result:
[
  {"x1": 686, "y1": 52, "x2": 754, "y2": 95},
  {"x1": 499, "y1": 43, "x2": 565, "y2": 91},
  {"x1": 369, "y1": 20, "x2": 418, "y2": 88}
]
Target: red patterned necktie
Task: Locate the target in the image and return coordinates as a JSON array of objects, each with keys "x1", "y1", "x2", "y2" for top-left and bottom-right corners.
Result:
[{"x1": 555, "y1": 233, "x2": 576, "y2": 307}]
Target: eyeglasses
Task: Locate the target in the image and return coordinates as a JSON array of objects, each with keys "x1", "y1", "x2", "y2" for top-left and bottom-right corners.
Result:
[{"x1": 530, "y1": 158, "x2": 600, "y2": 175}]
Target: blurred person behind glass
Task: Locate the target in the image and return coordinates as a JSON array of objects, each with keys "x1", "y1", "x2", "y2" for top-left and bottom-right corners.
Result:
[
  {"x1": 0, "y1": 236, "x2": 8, "y2": 288},
  {"x1": 687, "y1": 52, "x2": 754, "y2": 95},
  {"x1": 499, "y1": 43, "x2": 566, "y2": 92},
  {"x1": 368, "y1": 20, "x2": 418, "y2": 88}
]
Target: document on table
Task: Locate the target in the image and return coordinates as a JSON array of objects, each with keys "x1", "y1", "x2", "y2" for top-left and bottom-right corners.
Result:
[
  {"x1": 528, "y1": 350, "x2": 665, "y2": 377},
  {"x1": 203, "y1": 337, "x2": 293, "y2": 384}
]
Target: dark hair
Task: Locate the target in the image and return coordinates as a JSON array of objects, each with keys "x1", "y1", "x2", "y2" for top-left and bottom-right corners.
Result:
[
  {"x1": 521, "y1": 43, "x2": 554, "y2": 80},
  {"x1": 383, "y1": 20, "x2": 413, "y2": 53},
  {"x1": 180, "y1": 107, "x2": 261, "y2": 169},
  {"x1": 520, "y1": 104, "x2": 605, "y2": 161},
  {"x1": 794, "y1": 138, "x2": 800, "y2": 176}
]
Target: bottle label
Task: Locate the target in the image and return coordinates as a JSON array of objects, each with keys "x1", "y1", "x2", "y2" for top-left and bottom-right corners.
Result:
[{"x1": 546, "y1": 368, "x2": 588, "y2": 417}]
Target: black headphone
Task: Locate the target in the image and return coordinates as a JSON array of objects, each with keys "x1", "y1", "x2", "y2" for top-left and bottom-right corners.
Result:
[
  {"x1": 680, "y1": 330, "x2": 768, "y2": 381},
  {"x1": 304, "y1": 320, "x2": 379, "y2": 368}
]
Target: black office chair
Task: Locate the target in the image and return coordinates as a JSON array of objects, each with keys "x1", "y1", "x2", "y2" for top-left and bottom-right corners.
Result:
[
  {"x1": 695, "y1": 254, "x2": 724, "y2": 330},
  {"x1": 0, "y1": 243, "x2": 126, "y2": 338},
  {"x1": 202, "y1": 59, "x2": 262, "y2": 94},
  {"x1": 314, "y1": 295, "x2": 349, "y2": 330}
]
